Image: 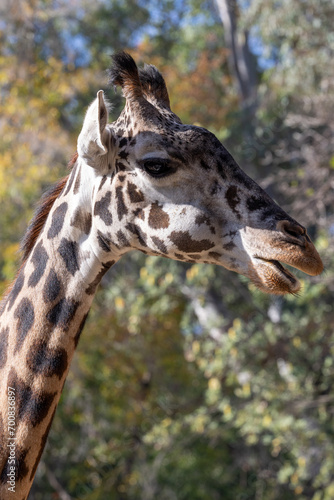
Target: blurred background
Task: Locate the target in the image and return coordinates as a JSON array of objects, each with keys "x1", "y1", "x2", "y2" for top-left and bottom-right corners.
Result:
[{"x1": 1, "y1": 0, "x2": 334, "y2": 498}]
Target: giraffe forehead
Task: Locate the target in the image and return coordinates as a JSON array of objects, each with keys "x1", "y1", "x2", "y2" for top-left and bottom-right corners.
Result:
[{"x1": 116, "y1": 125, "x2": 214, "y2": 164}]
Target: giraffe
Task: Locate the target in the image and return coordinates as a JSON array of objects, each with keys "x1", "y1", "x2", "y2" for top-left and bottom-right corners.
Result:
[{"x1": 0, "y1": 52, "x2": 323, "y2": 499}]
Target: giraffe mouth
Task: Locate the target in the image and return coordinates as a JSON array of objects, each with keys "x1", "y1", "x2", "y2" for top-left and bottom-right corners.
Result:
[{"x1": 251, "y1": 257, "x2": 301, "y2": 295}]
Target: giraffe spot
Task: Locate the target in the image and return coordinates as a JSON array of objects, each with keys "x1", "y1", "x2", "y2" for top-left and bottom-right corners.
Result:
[
  {"x1": 133, "y1": 207, "x2": 145, "y2": 220},
  {"x1": 119, "y1": 137, "x2": 128, "y2": 148},
  {"x1": 223, "y1": 229, "x2": 237, "y2": 239},
  {"x1": 188, "y1": 254, "x2": 201, "y2": 259},
  {"x1": 98, "y1": 175, "x2": 108, "y2": 191},
  {"x1": 148, "y1": 202, "x2": 170, "y2": 229},
  {"x1": 126, "y1": 223, "x2": 148, "y2": 247},
  {"x1": 223, "y1": 241, "x2": 236, "y2": 251},
  {"x1": 27, "y1": 339, "x2": 68, "y2": 379},
  {"x1": 208, "y1": 251, "x2": 222, "y2": 261},
  {"x1": 216, "y1": 160, "x2": 227, "y2": 180},
  {"x1": 0, "y1": 327, "x2": 9, "y2": 369},
  {"x1": 174, "y1": 253, "x2": 186, "y2": 261},
  {"x1": 85, "y1": 262, "x2": 114, "y2": 295},
  {"x1": 169, "y1": 231, "x2": 215, "y2": 253},
  {"x1": 71, "y1": 207, "x2": 92, "y2": 234},
  {"x1": 94, "y1": 192, "x2": 113, "y2": 226},
  {"x1": 7, "y1": 270, "x2": 25, "y2": 311},
  {"x1": 246, "y1": 195, "x2": 272, "y2": 212},
  {"x1": 116, "y1": 160, "x2": 127, "y2": 171},
  {"x1": 225, "y1": 185, "x2": 241, "y2": 216},
  {"x1": 43, "y1": 268, "x2": 61, "y2": 303},
  {"x1": 29, "y1": 406, "x2": 57, "y2": 482},
  {"x1": 73, "y1": 166, "x2": 81, "y2": 194},
  {"x1": 210, "y1": 180, "x2": 222, "y2": 196},
  {"x1": 151, "y1": 236, "x2": 168, "y2": 254},
  {"x1": 97, "y1": 231, "x2": 111, "y2": 252},
  {"x1": 47, "y1": 202, "x2": 68, "y2": 239},
  {"x1": 28, "y1": 241, "x2": 49, "y2": 288},
  {"x1": 74, "y1": 312, "x2": 89, "y2": 347},
  {"x1": 14, "y1": 298, "x2": 35, "y2": 354},
  {"x1": 200, "y1": 159, "x2": 210, "y2": 171},
  {"x1": 195, "y1": 214, "x2": 216, "y2": 234},
  {"x1": 116, "y1": 230, "x2": 130, "y2": 248},
  {"x1": 127, "y1": 181, "x2": 145, "y2": 203},
  {"x1": 46, "y1": 297, "x2": 79, "y2": 331},
  {"x1": 116, "y1": 185, "x2": 128, "y2": 220},
  {"x1": 58, "y1": 238, "x2": 80, "y2": 276},
  {"x1": 7, "y1": 368, "x2": 56, "y2": 427},
  {"x1": 119, "y1": 150, "x2": 129, "y2": 161}
]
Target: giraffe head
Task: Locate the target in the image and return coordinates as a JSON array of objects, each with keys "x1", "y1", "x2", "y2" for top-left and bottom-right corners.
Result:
[{"x1": 77, "y1": 52, "x2": 323, "y2": 295}]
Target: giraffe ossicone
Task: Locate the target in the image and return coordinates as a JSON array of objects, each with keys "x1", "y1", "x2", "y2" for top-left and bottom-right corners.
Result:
[{"x1": 0, "y1": 51, "x2": 323, "y2": 499}]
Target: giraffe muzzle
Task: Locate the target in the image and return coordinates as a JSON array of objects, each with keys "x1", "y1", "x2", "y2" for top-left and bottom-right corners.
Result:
[{"x1": 247, "y1": 220, "x2": 323, "y2": 294}]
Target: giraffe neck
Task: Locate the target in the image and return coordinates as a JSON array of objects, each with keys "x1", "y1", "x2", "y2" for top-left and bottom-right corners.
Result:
[{"x1": 0, "y1": 163, "x2": 118, "y2": 499}]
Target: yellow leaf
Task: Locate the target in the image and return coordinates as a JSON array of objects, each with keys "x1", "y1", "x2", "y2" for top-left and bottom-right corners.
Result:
[
  {"x1": 186, "y1": 265, "x2": 199, "y2": 280},
  {"x1": 291, "y1": 473, "x2": 299, "y2": 485},
  {"x1": 140, "y1": 267, "x2": 148, "y2": 279},
  {"x1": 228, "y1": 327, "x2": 236, "y2": 339},
  {"x1": 263, "y1": 415, "x2": 272, "y2": 427},
  {"x1": 192, "y1": 340, "x2": 200, "y2": 354},
  {"x1": 293, "y1": 336, "x2": 301, "y2": 347},
  {"x1": 115, "y1": 297, "x2": 125, "y2": 310},
  {"x1": 222, "y1": 404, "x2": 232, "y2": 417},
  {"x1": 164, "y1": 272, "x2": 173, "y2": 284},
  {"x1": 208, "y1": 377, "x2": 221, "y2": 391},
  {"x1": 233, "y1": 318, "x2": 241, "y2": 329}
]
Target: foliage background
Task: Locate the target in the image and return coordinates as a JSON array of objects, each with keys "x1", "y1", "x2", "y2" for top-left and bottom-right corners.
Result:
[{"x1": 0, "y1": 0, "x2": 333, "y2": 498}]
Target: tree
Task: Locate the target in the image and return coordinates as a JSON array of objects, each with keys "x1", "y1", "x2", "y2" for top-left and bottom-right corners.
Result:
[
  {"x1": 215, "y1": 0, "x2": 258, "y2": 105},
  {"x1": 2, "y1": 0, "x2": 334, "y2": 499}
]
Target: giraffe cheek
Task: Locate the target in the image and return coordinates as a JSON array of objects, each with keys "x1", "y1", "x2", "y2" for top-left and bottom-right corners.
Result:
[{"x1": 148, "y1": 202, "x2": 170, "y2": 230}]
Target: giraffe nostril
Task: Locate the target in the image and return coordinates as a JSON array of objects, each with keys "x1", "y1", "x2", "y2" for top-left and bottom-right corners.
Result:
[
  {"x1": 285, "y1": 227, "x2": 302, "y2": 238},
  {"x1": 277, "y1": 220, "x2": 307, "y2": 244}
]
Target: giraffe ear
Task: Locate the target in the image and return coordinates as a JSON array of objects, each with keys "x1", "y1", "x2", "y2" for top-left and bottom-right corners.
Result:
[{"x1": 77, "y1": 90, "x2": 111, "y2": 168}]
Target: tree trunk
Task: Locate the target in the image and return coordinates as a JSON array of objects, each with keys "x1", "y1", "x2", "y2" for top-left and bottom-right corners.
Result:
[{"x1": 215, "y1": 0, "x2": 257, "y2": 107}]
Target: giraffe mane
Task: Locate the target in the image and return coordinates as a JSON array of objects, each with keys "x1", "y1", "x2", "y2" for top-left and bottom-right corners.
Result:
[{"x1": 20, "y1": 152, "x2": 78, "y2": 263}]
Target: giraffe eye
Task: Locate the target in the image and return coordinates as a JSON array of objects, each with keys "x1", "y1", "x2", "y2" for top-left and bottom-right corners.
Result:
[{"x1": 141, "y1": 158, "x2": 172, "y2": 178}]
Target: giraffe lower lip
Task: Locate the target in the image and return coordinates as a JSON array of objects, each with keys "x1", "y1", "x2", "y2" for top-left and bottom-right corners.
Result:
[
  {"x1": 253, "y1": 256, "x2": 301, "y2": 294},
  {"x1": 264, "y1": 259, "x2": 297, "y2": 284}
]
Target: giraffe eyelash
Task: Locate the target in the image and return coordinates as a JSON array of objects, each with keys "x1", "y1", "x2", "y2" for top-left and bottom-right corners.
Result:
[{"x1": 138, "y1": 158, "x2": 174, "y2": 178}]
